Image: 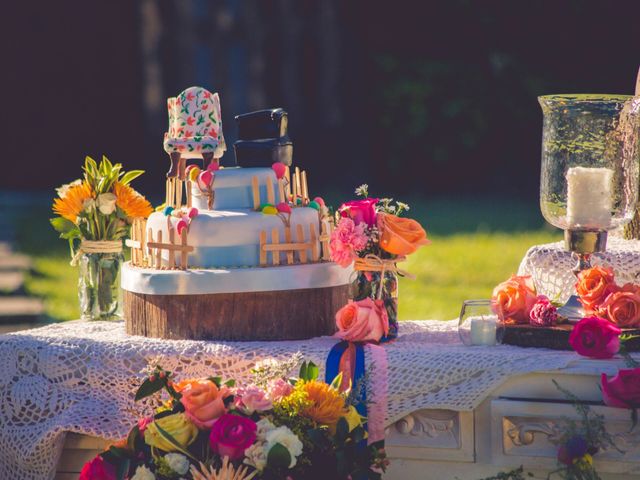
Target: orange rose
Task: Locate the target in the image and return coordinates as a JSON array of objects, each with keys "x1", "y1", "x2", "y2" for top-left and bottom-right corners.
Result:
[
  {"x1": 576, "y1": 266, "x2": 616, "y2": 313},
  {"x1": 492, "y1": 275, "x2": 537, "y2": 324},
  {"x1": 377, "y1": 212, "x2": 429, "y2": 256},
  {"x1": 599, "y1": 289, "x2": 640, "y2": 327},
  {"x1": 175, "y1": 379, "x2": 230, "y2": 429}
]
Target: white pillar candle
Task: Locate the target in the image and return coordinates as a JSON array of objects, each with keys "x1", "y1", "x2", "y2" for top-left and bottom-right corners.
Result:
[
  {"x1": 469, "y1": 317, "x2": 497, "y2": 346},
  {"x1": 566, "y1": 167, "x2": 613, "y2": 228}
]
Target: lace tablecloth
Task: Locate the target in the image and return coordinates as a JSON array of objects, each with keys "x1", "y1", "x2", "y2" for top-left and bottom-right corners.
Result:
[
  {"x1": 518, "y1": 236, "x2": 640, "y2": 302},
  {"x1": 0, "y1": 319, "x2": 629, "y2": 480}
]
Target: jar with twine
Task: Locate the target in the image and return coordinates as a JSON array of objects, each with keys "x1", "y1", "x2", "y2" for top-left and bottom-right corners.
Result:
[
  {"x1": 352, "y1": 254, "x2": 414, "y2": 342},
  {"x1": 72, "y1": 240, "x2": 124, "y2": 320}
]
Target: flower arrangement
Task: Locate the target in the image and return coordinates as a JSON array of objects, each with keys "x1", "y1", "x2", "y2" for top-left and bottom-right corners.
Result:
[
  {"x1": 51, "y1": 156, "x2": 152, "y2": 319},
  {"x1": 80, "y1": 358, "x2": 388, "y2": 480},
  {"x1": 492, "y1": 267, "x2": 640, "y2": 329},
  {"x1": 331, "y1": 185, "x2": 429, "y2": 342}
]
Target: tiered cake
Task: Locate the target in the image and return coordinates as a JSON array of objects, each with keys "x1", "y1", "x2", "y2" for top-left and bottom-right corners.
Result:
[{"x1": 122, "y1": 87, "x2": 351, "y2": 341}]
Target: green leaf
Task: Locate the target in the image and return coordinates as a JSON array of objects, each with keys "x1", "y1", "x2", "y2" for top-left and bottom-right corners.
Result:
[
  {"x1": 335, "y1": 417, "x2": 349, "y2": 444},
  {"x1": 208, "y1": 376, "x2": 222, "y2": 387},
  {"x1": 127, "y1": 425, "x2": 140, "y2": 451},
  {"x1": 115, "y1": 458, "x2": 130, "y2": 480},
  {"x1": 306, "y1": 428, "x2": 326, "y2": 447},
  {"x1": 330, "y1": 372, "x2": 344, "y2": 391},
  {"x1": 224, "y1": 379, "x2": 236, "y2": 388},
  {"x1": 266, "y1": 442, "x2": 291, "y2": 469},
  {"x1": 299, "y1": 362, "x2": 308, "y2": 381},
  {"x1": 120, "y1": 170, "x2": 145, "y2": 186},
  {"x1": 307, "y1": 361, "x2": 319, "y2": 381},
  {"x1": 134, "y1": 376, "x2": 164, "y2": 401},
  {"x1": 50, "y1": 217, "x2": 76, "y2": 233}
]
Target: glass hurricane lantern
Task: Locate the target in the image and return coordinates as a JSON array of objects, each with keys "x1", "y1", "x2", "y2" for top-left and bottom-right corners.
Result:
[{"x1": 539, "y1": 94, "x2": 640, "y2": 316}]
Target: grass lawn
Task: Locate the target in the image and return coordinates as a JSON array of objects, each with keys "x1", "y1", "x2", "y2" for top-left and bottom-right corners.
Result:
[{"x1": 15, "y1": 196, "x2": 561, "y2": 322}]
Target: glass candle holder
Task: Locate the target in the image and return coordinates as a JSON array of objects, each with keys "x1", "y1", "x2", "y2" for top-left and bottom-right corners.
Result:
[
  {"x1": 539, "y1": 95, "x2": 640, "y2": 252},
  {"x1": 458, "y1": 299, "x2": 505, "y2": 346}
]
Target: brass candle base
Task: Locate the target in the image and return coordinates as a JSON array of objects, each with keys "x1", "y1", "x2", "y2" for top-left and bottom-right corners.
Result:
[{"x1": 564, "y1": 229, "x2": 608, "y2": 255}]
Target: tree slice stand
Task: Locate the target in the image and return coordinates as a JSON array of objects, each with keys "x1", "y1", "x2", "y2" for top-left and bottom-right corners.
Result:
[
  {"x1": 121, "y1": 262, "x2": 352, "y2": 341},
  {"x1": 503, "y1": 324, "x2": 640, "y2": 351}
]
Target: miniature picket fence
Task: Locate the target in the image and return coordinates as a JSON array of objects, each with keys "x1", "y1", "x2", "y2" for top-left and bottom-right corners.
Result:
[
  {"x1": 165, "y1": 178, "x2": 193, "y2": 209},
  {"x1": 250, "y1": 166, "x2": 310, "y2": 209},
  {"x1": 259, "y1": 220, "x2": 333, "y2": 266},
  {"x1": 125, "y1": 218, "x2": 194, "y2": 270}
]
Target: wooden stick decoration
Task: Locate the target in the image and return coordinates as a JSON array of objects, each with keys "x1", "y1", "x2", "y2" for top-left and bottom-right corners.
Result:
[
  {"x1": 278, "y1": 179, "x2": 286, "y2": 204},
  {"x1": 186, "y1": 180, "x2": 192, "y2": 209},
  {"x1": 271, "y1": 228, "x2": 280, "y2": 265},
  {"x1": 252, "y1": 176, "x2": 260, "y2": 210},
  {"x1": 266, "y1": 179, "x2": 275, "y2": 205},
  {"x1": 180, "y1": 229, "x2": 189, "y2": 269},
  {"x1": 301, "y1": 170, "x2": 309, "y2": 204},
  {"x1": 284, "y1": 166, "x2": 292, "y2": 201}
]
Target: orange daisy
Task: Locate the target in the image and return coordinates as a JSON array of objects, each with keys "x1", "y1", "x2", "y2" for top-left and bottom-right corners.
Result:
[
  {"x1": 114, "y1": 182, "x2": 153, "y2": 219},
  {"x1": 52, "y1": 182, "x2": 94, "y2": 223},
  {"x1": 299, "y1": 380, "x2": 347, "y2": 426}
]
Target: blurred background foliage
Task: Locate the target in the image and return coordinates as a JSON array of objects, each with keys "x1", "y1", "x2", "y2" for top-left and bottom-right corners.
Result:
[{"x1": 1, "y1": 0, "x2": 638, "y2": 321}]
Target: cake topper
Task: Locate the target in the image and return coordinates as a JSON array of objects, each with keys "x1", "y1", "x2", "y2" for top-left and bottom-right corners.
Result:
[
  {"x1": 163, "y1": 86, "x2": 226, "y2": 177},
  {"x1": 233, "y1": 108, "x2": 293, "y2": 167}
]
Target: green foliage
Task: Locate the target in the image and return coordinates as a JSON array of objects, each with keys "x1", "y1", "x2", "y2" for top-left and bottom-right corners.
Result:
[
  {"x1": 298, "y1": 361, "x2": 319, "y2": 382},
  {"x1": 267, "y1": 442, "x2": 292, "y2": 469}
]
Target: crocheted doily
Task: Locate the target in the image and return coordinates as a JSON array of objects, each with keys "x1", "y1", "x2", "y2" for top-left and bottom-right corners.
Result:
[{"x1": 0, "y1": 320, "x2": 607, "y2": 479}]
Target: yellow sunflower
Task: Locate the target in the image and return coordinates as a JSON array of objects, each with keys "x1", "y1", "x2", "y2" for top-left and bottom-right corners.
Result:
[
  {"x1": 299, "y1": 380, "x2": 347, "y2": 426},
  {"x1": 52, "y1": 182, "x2": 94, "y2": 223},
  {"x1": 114, "y1": 182, "x2": 153, "y2": 219}
]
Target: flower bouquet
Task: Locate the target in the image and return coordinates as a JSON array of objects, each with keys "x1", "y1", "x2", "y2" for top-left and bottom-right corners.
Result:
[
  {"x1": 51, "y1": 156, "x2": 152, "y2": 320},
  {"x1": 330, "y1": 185, "x2": 429, "y2": 342},
  {"x1": 80, "y1": 358, "x2": 388, "y2": 480}
]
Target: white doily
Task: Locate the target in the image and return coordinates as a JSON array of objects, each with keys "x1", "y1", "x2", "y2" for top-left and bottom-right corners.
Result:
[
  {"x1": 518, "y1": 236, "x2": 640, "y2": 302},
  {"x1": 0, "y1": 320, "x2": 628, "y2": 480}
]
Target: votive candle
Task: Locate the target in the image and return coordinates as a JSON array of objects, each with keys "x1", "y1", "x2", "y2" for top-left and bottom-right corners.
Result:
[{"x1": 566, "y1": 166, "x2": 613, "y2": 228}]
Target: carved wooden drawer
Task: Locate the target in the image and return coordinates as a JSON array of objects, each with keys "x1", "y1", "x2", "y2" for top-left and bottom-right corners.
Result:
[
  {"x1": 491, "y1": 398, "x2": 640, "y2": 476},
  {"x1": 385, "y1": 409, "x2": 474, "y2": 462}
]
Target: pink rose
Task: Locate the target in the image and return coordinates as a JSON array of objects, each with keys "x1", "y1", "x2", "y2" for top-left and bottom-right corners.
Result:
[
  {"x1": 569, "y1": 316, "x2": 622, "y2": 359},
  {"x1": 268, "y1": 378, "x2": 294, "y2": 401},
  {"x1": 330, "y1": 218, "x2": 368, "y2": 268},
  {"x1": 334, "y1": 298, "x2": 389, "y2": 342},
  {"x1": 601, "y1": 368, "x2": 640, "y2": 409},
  {"x1": 529, "y1": 295, "x2": 558, "y2": 327},
  {"x1": 339, "y1": 198, "x2": 378, "y2": 226},
  {"x1": 235, "y1": 386, "x2": 273, "y2": 414},
  {"x1": 598, "y1": 289, "x2": 640, "y2": 328},
  {"x1": 492, "y1": 275, "x2": 538, "y2": 324},
  {"x1": 209, "y1": 413, "x2": 257, "y2": 460},
  {"x1": 79, "y1": 455, "x2": 115, "y2": 480}
]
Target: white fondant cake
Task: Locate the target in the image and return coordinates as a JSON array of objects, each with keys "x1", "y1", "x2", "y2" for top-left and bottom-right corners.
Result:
[{"x1": 147, "y1": 205, "x2": 320, "y2": 268}]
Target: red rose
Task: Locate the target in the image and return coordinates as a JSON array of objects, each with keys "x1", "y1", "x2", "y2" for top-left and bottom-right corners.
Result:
[
  {"x1": 339, "y1": 198, "x2": 378, "y2": 226},
  {"x1": 601, "y1": 368, "x2": 640, "y2": 408},
  {"x1": 79, "y1": 455, "x2": 115, "y2": 480},
  {"x1": 568, "y1": 316, "x2": 621, "y2": 359},
  {"x1": 209, "y1": 413, "x2": 257, "y2": 460}
]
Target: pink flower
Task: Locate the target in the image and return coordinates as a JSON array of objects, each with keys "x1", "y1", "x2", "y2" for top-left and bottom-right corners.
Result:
[
  {"x1": 334, "y1": 298, "x2": 389, "y2": 342},
  {"x1": 330, "y1": 218, "x2": 368, "y2": 268},
  {"x1": 235, "y1": 386, "x2": 273, "y2": 414},
  {"x1": 186, "y1": 116, "x2": 195, "y2": 126},
  {"x1": 209, "y1": 413, "x2": 257, "y2": 460},
  {"x1": 529, "y1": 295, "x2": 558, "y2": 327},
  {"x1": 137, "y1": 416, "x2": 153, "y2": 435},
  {"x1": 79, "y1": 455, "x2": 115, "y2": 480},
  {"x1": 267, "y1": 378, "x2": 294, "y2": 401},
  {"x1": 569, "y1": 316, "x2": 622, "y2": 359},
  {"x1": 601, "y1": 368, "x2": 640, "y2": 409},
  {"x1": 339, "y1": 198, "x2": 378, "y2": 226},
  {"x1": 598, "y1": 288, "x2": 640, "y2": 328}
]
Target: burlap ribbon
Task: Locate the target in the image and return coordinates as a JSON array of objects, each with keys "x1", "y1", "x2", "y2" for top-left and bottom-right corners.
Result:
[
  {"x1": 70, "y1": 240, "x2": 123, "y2": 266},
  {"x1": 353, "y1": 254, "x2": 415, "y2": 300}
]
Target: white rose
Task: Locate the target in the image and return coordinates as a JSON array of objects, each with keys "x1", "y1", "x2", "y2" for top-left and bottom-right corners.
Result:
[
  {"x1": 131, "y1": 465, "x2": 156, "y2": 480},
  {"x1": 243, "y1": 441, "x2": 268, "y2": 471},
  {"x1": 83, "y1": 198, "x2": 96, "y2": 213},
  {"x1": 97, "y1": 193, "x2": 117, "y2": 215},
  {"x1": 56, "y1": 179, "x2": 81, "y2": 198},
  {"x1": 255, "y1": 418, "x2": 276, "y2": 441},
  {"x1": 164, "y1": 453, "x2": 190, "y2": 475},
  {"x1": 265, "y1": 426, "x2": 303, "y2": 468}
]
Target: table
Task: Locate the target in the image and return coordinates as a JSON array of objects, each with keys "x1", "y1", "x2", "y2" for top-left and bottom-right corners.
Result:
[{"x1": 0, "y1": 320, "x2": 638, "y2": 479}]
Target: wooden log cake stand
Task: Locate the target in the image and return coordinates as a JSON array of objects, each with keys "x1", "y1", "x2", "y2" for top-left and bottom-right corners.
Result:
[{"x1": 122, "y1": 262, "x2": 352, "y2": 341}]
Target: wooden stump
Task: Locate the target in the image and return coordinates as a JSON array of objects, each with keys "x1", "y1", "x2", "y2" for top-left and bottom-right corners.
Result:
[
  {"x1": 124, "y1": 284, "x2": 350, "y2": 341},
  {"x1": 503, "y1": 324, "x2": 640, "y2": 351}
]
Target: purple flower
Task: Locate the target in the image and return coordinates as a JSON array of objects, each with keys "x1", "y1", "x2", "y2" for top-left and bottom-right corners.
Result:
[{"x1": 529, "y1": 295, "x2": 558, "y2": 327}]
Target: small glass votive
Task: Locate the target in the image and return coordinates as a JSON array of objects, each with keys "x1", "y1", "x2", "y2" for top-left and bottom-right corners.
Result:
[{"x1": 458, "y1": 299, "x2": 505, "y2": 346}]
